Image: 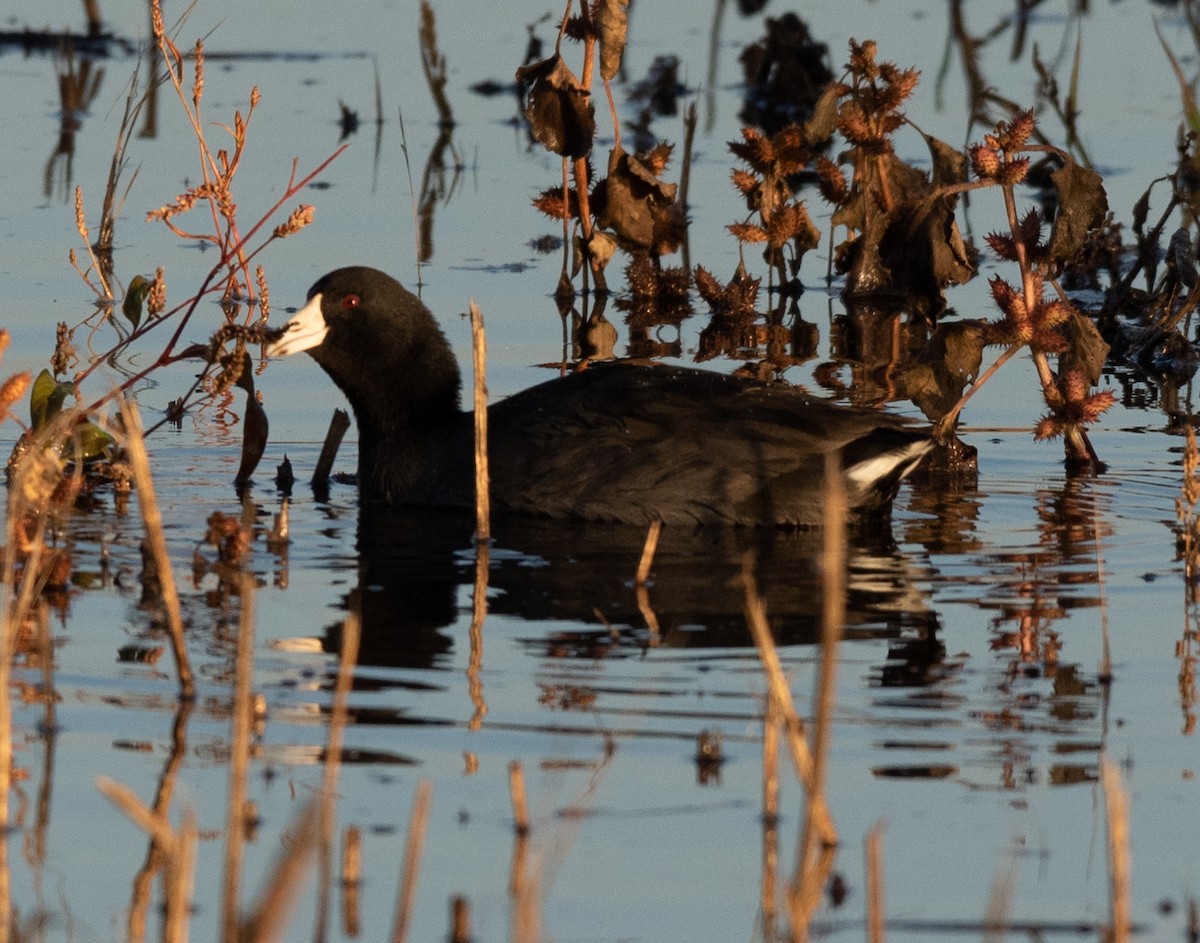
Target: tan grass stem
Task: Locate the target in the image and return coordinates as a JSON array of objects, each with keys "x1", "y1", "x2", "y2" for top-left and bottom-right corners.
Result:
[
  {"x1": 509, "y1": 760, "x2": 531, "y2": 836},
  {"x1": 740, "y1": 562, "x2": 836, "y2": 845},
  {"x1": 241, "y1": 801, "x2": 321, "y2": 943},
  {"x1": 222, "y1": 571, "x2": 257, "y2": 940},
  {"x1": 635, "y1": 519, "x2": 661, "y2": 585},
  {"x1": 312, "y1": 408, "x2": 351, "y2": 493},
  {"x1": 119, "y1": 397, "x2": 195, "y2": 700},
  {"x1": 467, "y1": 542, "x2": 489, "y2": 730},
  {"x1": 469, "y1": 299, "x2": 490, "y2": 542},
  {"x1": 317, "y1": 611, "x2": 361, "y2": 937},
  {"x1": 865, "y1": 822, "x2": 884, "y2": 943},
  {"x1": 1102, "y1": 758, "x2": 1131, "y2": 943},
  {"x1": 390, "y1": 779, "x2": 434, "y2": 943},
  {"x1": 341, "y1": 826, "x2": 363, "y2": 937}
]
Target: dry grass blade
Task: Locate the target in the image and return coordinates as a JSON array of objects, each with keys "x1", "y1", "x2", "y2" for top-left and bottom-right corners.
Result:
[
  {"x1": 1102, "y1": 758, "x2": 1131, "y2": 943},
  {"x1": 96, "y1": 776, "x2": 177, "y2": 850},
  {"x1": 635, "y1": 519, "x2": 661, "y2": 585},
  {"x1": 865, "y1": 823, "x2": 884, "y2": 943},
  {"x1": 222, "y1": 571, "x2": 257, "y2": 940},
  {"x1": 740, "y1": 561, "x2": 836, "y2": 846},
  {"x1": 240, "y1": 801, "x2": 321, "y2": 943},
  {"x1": 312, "y1": 408, "x2": 351, "y2": 493},
  {"x1": 165, "y1": 806, "x2": 198, "y2": 943},
  {"x1": 341, "y1": 826, "x2": 363, "y2": 937},
  {"x1": 317, "y1": 611, "x2": 362, "y2": 937},
  {"x1": 119, "y1": 397, "x2": 195, "y2": 700},
  {"x1": 390, "y1": 779, "x2": 434, "y2": 943},
  {"x1": 467, "y1": 542, "x2": 489, "y2": 730},
  {"x1": 0, "y1": 497, "x2": 19, "y2": 943},
  {"x1": 509, "y1": 760, "x2": 531, "y2": 836},
  {"x1": 469, "y1": 299, "x2": 490, "y2": 541},
  {"x1": 983, "y1": 854, "x2": 1017, "y2": 943}
]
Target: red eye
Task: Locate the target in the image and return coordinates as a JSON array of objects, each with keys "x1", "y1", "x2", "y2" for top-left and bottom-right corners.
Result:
[{"x1": 343, "y1": 294, "x2": 360, "y2": 310}]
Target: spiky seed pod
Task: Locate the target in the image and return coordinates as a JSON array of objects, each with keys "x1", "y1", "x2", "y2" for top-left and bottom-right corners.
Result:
[
  {"x1": 816, "y1": 157, "x2": 848, "y2": 204},
  {"x1": 1004, "y1": 110, "x2": 1036, "y2": 152},
  {"x1": 0, "y1": 372, "x2": 31, "y2": 423},
  {"x1": 1034, "y1": 415, "x2": 1063, "y2": 440},
  {"x1": 1063, "y1": 368, "x2": 1089, "y2": 404},
  {"x1": 970, "y1": 144, "x2": 1001, "y2": 179},
  {"x1": 731, "y1": 168, "x2": 758, "y2": 197},
  {"x1": 1038, "y1": 299, "x2": 1074, "y2": 329},
  {"x1": 998, "y1": 157, "x2": 1030, "y2": 187}
]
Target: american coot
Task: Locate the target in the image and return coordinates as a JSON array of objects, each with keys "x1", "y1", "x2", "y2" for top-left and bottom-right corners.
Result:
[{"x1": 267, "y1": 266, "x2": 932, "y2": 526}]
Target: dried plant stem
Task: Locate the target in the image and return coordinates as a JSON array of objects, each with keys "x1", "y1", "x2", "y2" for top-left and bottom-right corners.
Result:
[
  {"x1": 390, "y1": 779, "x2": 433, "y2": 943},
  {"x1": 467, "y1": 543, "x2": 489, "y2": 730},
  {"x1": 509, "y1": 760, "x2": 531, "y2": 836},
  {"x1": 1102, "y1": 759, "x2": 1131, "y2": 943},
  {"x1": 865, "y1": 823, "x2": 884, "y2": 943},
  {"x1": 127, "y1": 702, "x2": 192, "y2": 943},
  {"x1": 635, "y1": 519, "x2": 661, "y2": 585},
  {"x1": 760, "y1": 699, "x2": 780, "y2": 938},
  {"x1": 937, "y1": 341, "x2": 1022, "y2": 438},
  {"x1": 120, "y1": 397, "x2": 195, "y2": 700},
  {"x1": 469, "y1": 300, "x2": 490, "y2": 541},
  {"x1": 312, "y1": 409, "x2": 350, "y2": 492},
  {"x1": 222, "y1": 572, "x2": 257, "y2": 941},
  {"x1": 792, "y1": 453, "x2": 847, "y2": 919},
  {"x1": 741, "y1": 563, "x2": 836, "y2": 845},
  {"x1": 0, "y1": 502, "x2": 15, "y2": 943},
  {"x1": 449, "y1": 896, "x2": 471, "y2": 943},
  {"x1": 680, "y1": 100, "x2": 697, "y2": 272},
  {"x1": 341, "y1": 826, "x2": 363, "y2": 937},
  {"x1": 983, "y1": 856, "x2": 1017, "y2": 943},
  {"x1": 96, "y1": 777, "x2": 197, "y2": 943},
  {"x1": 241, "y1": 801, "x2": 321, "y2": 943},
  {"x1": 317, "y1": 611, "x2": 361, "y2": 939},
  {"x1": 165, "y1": 807, "x2": 197, "y2": 943}
]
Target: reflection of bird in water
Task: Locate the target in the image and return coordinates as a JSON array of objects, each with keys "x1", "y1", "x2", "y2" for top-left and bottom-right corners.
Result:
[
  {"x1": 290, "y1": 509, "x2": 939, "y2": 671},
  {"x1": 268, "y1": 266, "x2": 932, "y2": 527}
]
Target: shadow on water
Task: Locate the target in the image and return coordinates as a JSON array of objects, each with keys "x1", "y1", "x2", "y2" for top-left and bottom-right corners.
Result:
[{"x1": 326, "y1": 507, "x2": 942, "y2": 670}]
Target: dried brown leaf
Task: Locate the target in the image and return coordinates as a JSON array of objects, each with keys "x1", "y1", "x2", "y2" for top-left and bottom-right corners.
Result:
[
  {"x1": 515, "y1": 54, "x2": 596, "y2": 158},
  {"x1": 1048, "y1": 161, "x2": 1108, "y2": 266},
  {"x1": 597, "y1": 0, "x2": 630, "y2": 82}
]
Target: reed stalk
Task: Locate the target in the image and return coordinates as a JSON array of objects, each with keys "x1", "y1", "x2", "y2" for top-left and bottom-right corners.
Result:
[
  {"x1": 312, "y1": 408, "x2": 350, "y2": 493},
  {"x1": 469, "y1": 299, "x2": 490, "y2": 542},
  {"x1": 740, "y1": 563, "x2": 836, "y2": 845},
  {"x1": 317, "y1": 611, "x2": 361, "y2": 938},
  {"x1": 241, "y1": 801, "x2": 320, "y2": 943},
  {"x1": 390, "y1": 779, "x2": 433, "y2": 943},
  {"x1": 865, "y1": 823, "x2": 884, "y2": 943},
  {"x1": 119, "y1": 397, "x2": 195, "y2": 700},
  {"x1": 221, "y1": 572, "x2": 257, "y2": 940},
  {"x1": 1102, "y1": 759, "x2": 1131, "y2": 943}
]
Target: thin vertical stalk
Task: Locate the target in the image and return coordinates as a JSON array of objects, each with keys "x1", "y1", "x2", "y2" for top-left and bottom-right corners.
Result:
[
  {"x1": 469, "y1": 299, "x2": 490, "y2": 542},
  {"x1": 865, "y1": 823, "x2": 884, "y2": 943},
  {"x1": 390, "y1": 779, "x2": 433, "y2": 943},
  {"x1": 1102, "y1": 759, "x2": 1131, "y2": 943},
  {"x1": 222, "y1": 572, "x2": 257, "y2": 940},
  {"x1": 119, "y1": 397, "x2": 195, "y2": 700},
  {"x1": 315, "y1": 611, "x2": 361, "y2": 941}
]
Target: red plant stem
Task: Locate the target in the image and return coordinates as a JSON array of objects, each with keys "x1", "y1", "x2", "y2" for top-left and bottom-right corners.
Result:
[
  {"x1": 78, "y1": 145, "x2": 348, "y2": 411},
  {"x1": 936, "y1": 342, "x2": 1022, "y2": 439}
]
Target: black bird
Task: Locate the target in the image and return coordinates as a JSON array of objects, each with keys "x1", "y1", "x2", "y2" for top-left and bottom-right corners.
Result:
[{"x1": 268, "y1": 266, "x2": 932, "y2": 526}]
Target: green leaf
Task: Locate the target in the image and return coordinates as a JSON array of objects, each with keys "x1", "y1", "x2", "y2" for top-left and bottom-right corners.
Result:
[
  {"x1": 71, "y1": 422, "x2": 115, "y2": 463},
  {"x1": 30, "y1": 369, "x2": 71, "y2": 430},
  {"x1": 123, "y1": 275, "x2": 151, "y2": 329}
]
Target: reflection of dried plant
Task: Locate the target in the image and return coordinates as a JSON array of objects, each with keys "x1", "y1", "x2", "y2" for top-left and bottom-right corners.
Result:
[
  {"x1": 1177, "y1": 424, "x2": 1200, "y2": 734},
  {"x1": 727, "y1": 125, "x2": 820, "y2": 286}
]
